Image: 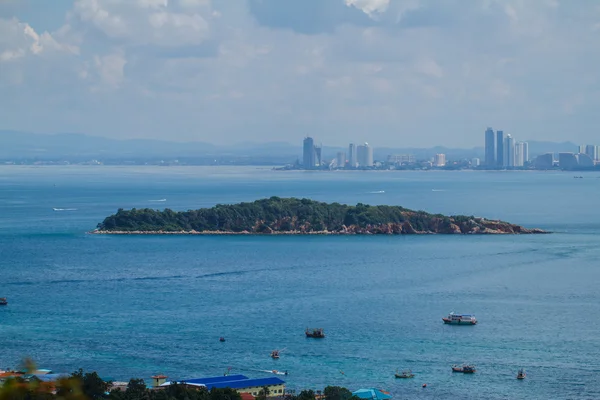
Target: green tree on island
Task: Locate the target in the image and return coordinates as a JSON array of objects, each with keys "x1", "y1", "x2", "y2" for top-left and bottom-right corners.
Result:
[{"x1": 95, "y1": 196, "x2": 541, "y2": 235}]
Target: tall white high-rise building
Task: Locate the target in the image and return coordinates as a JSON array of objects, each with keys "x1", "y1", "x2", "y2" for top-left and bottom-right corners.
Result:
[
  {"x1": 357, "y1": 143, "x2": 374, "y2": 167},
  {"x1": 348, "y1": 143, "x2": 357, "y2": 168},
  {"x1": 515, "y1": 142, "x2": 525, "y2": 167},
  {"x1": 336, "y1": 152, "x2": 346, "y2": 168},
  {"x1": 485, "y1": 127, "x2": 495, "y2": 166},
  {"x1": 503, "y1": 134, "x2": 515, "y2": 167},
  {"x1": 434, "y1": 154, "x2": 446, "y2": 167},
  {"x1": 522, "y1": 142, "x2": 529, "y2": 163}
]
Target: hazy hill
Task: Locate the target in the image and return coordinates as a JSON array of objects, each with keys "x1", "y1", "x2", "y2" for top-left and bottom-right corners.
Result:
[{"x1": 0, "y1": 130, "x2": 580, "y2": 162}]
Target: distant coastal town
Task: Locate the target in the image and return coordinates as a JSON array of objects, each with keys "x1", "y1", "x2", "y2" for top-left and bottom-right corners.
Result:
[{"x1": 278, "y1": 130, "x2": 600, "y2": 171}]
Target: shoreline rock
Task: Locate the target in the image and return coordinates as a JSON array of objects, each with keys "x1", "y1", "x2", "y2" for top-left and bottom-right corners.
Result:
[{"x1": 90, "y1": 224, "x2": 549, "y2": 236}]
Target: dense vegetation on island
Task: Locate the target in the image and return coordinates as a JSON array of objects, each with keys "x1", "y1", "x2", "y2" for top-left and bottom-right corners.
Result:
[{"x1": 95, "y1": 197, "x2": 545, "y2": 235}]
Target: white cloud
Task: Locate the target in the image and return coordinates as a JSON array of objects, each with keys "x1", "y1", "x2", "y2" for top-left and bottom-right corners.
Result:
[
  {"x1": 0, "y1": 49, "x2": 25, "y2": 62},
  {"x1": 137, "y1": 0, "x2": 168, "y2": 9},
  {"x1": 345, "y1": 0, "x2": 390, "y2": 17},
  {"x1": 72, "y1": 0, "x2": 211, "y2": 46},
  {"x1": 0, "y1": 17, "x2": 78, "y2": 64},
  {"x1": 415, "y1": 59, "x2": 443, "y2": 79},
  {"x1": 179, "y1": 0, "x2": 211, "y2": 8},
  {"x1": 93, "y1": 50, "x2": 127, "y2": 89}
]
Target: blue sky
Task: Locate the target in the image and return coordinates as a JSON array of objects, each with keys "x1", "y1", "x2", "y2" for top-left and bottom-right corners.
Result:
[{"x1": 0, "y1": 0, "x2": 599, "y2": 147}]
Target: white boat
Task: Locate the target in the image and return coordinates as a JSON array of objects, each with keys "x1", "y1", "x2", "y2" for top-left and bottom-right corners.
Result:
[{"x1": 442, "y1": 312, "x2": 477, "y2": 325}]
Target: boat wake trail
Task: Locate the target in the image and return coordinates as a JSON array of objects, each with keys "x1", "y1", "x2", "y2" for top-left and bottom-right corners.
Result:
[
  {"x1": 257, "y1": 370, "x2": 288, "y2": 376},
  {"x1": 6, "y1": 266, "x2": 300, "y2": 287},
  {"x1": 431, "y1": 189, "x2": 446, "y2": 192},
  {"x1": 148, "y1": 199, "x2": 167, "y2": 202},
  {"x1": 368, "y1": 190, "x2": 385, "y2": 194},
  {"x1": 53, "y1": 208, "x2": 78, "y2": 211}
]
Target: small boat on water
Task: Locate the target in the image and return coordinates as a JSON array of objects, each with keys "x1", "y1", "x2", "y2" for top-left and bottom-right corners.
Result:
[
  {"x1": 517, "y1": 369, "x2": 526, "y2": 379},
  {"x1": 305, "y1": 328, "x2": 325, "y2": 338},
  {"x1": 395, "y1": 369, "x2": 414, "y2": 379},
  {"x1": 219, "y1": 337, "x2": 225, "y2": 342},
  {"x1": 0, "y1": 297, "x2": 7, "y2": 306},
  {"x1": 270, "y1": 350, "x2": 280, "y2": 359},
  {"x1": 442, "y1": 312, "x2": 477, "y2": 325},
  {"x1": 452, "y1": 365, "x2": 476, "y2": 373}
]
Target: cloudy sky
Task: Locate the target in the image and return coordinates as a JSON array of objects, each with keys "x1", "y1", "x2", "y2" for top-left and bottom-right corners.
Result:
[{"x1": 1, "y1": 0, "x2": 599, "y2": 147}]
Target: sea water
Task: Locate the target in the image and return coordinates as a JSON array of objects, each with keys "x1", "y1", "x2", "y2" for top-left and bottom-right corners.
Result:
[{"x1": 1, "y1": 166, "x2": 600, "y2": 400}]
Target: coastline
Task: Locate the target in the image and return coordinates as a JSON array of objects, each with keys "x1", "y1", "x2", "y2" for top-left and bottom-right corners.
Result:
[{"x1": 90, "y1": 228, "x2": 548, "y2": 235}]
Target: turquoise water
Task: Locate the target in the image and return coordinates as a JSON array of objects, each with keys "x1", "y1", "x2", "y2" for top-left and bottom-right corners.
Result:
[{"x1": 1, "y1": 166, "x2": 600, "y2": 399}]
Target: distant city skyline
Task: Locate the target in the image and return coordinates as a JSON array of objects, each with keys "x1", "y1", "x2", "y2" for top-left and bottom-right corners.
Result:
[{"x1": 482, "y1": 127, "x2": 598, "y2": 169}]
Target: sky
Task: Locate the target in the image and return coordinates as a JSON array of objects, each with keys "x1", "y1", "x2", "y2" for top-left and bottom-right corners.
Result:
[{"x1": 0, "y1": 0, "x2": 599, "y2": 148}]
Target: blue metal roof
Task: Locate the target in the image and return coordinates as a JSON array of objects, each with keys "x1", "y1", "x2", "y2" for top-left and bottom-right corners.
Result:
[
  {"x1": 184, "y1": 375, "x2": 248, "y2": 385},
  {"x1": 33, "y1": 374, "x2": 70, "y2": 382},
  {"x1": 204, "y1": 377, "x2": 285, "y2": 390}
]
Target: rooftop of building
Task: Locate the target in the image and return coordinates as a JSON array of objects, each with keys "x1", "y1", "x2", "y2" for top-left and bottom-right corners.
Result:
[{"x1": 161, "y1": 375, "x2": 285, "y2": 390}]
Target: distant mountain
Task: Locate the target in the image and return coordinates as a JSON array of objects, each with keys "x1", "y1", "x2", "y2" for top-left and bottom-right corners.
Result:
[
  {"x1": 0, "y1": 130, "x2": 582, "y2": 162},
  {"x1": 526, "y1": 141, "x2": 578, "y2": 157},
  {"x1": 0, "y1": 130, "x2": 217, "y2": 159}
]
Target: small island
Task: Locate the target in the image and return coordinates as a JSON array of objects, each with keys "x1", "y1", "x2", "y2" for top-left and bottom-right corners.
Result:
[{"x1": 92, "y1": 197, "x2": 546, "y2": 235}]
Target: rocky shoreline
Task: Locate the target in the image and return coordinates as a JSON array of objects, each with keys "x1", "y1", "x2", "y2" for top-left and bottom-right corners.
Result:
[{"x1": 91, "y1": 220, "x2": 548, "y2": 235}]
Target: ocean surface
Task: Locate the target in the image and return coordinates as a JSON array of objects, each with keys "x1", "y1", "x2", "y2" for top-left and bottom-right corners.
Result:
[{"x1": 1, "y1": 166, "x2": 600, "y2": 400}]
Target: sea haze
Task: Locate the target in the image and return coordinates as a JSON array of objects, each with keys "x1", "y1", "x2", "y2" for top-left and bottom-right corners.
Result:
[{"x1": 1, "y1": 166, "x2": 599, "y2": 400}]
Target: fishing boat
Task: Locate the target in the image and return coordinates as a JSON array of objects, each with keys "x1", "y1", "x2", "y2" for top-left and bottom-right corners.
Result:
[
  {"x1": 305, "y1": 328, "x2": 325, "y2": 338},
  {"x1": 219, "y1": 337, "x2": 225, "y2": 342},
  {"x1": 270, "y1": 350, "x2": 280, "y2": 359},
  {"x1": 395, "y1": 369, "x2": 414, "y2": 379},
  {"x1": 517, "y1": 369, "x2": 526, "y2": 379},
  {"x1": 452, "y1": 364, "x2": 476, "y2": 373},
  {"x1": 0, "y1": 297, "x2": 7, "y2": 306},
  {"x1": 442, "y1": 312, "x2": 477, "y2": 325}
]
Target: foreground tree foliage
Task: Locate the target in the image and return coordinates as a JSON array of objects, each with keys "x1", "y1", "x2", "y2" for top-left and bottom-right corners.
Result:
[
  {"x1": 322, "y1": 386, "x2": 358, "y2": 400},
  {"x1": 1, "y1": 370, "x2": 360, "y2": 400},
  {"x1": 96, "y1": 196, "x2": 481, "y2": 233}
]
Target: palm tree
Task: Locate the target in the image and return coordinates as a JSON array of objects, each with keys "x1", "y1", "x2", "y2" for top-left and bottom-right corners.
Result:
[{"x1": 257, "y1": 386, "x2": 270, "y2": 400}]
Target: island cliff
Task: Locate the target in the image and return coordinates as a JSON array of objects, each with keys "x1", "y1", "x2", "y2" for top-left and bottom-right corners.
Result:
[{"x1": 93, "y1": 197, "x2": 546, "y2": 235}]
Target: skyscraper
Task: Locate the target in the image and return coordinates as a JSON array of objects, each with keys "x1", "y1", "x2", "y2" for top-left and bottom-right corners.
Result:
[
  {"x1": 522, "y1": 142, "x2": 529, "y2": 163},
  {"x1": 485, "y1": 128, "x2": 495, "y2": 166},
  {"x1": 348, "y1": 143, "x2": 357, "y2": 168},
  {"x1": 314, "y1": 145, "x2": 322, "y2": 167},
  {"x1": 434, "y1": 154, "x2": 446, "y2": 167},
  {"x1": 496, "y1": 130, "x2": 504, "y2": 167},
  {"x1": 585, "y1": 144, "x2": 597, "y2": 161},
  {"x1": 303, "y1": 137, "x2": 316, "y2": 169},
  {"x1": 503, "y1": 134, "x2": 515, "y2": 167},
  {"x1": 515, "y1": 142, "x2": 525, "y2": 167},
  {"x1": 336, "y1": 152, "x2": 346, "y2": 168},
  {"x1": 357, "y1": 143, "x2": 374, "y2": 167}
]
